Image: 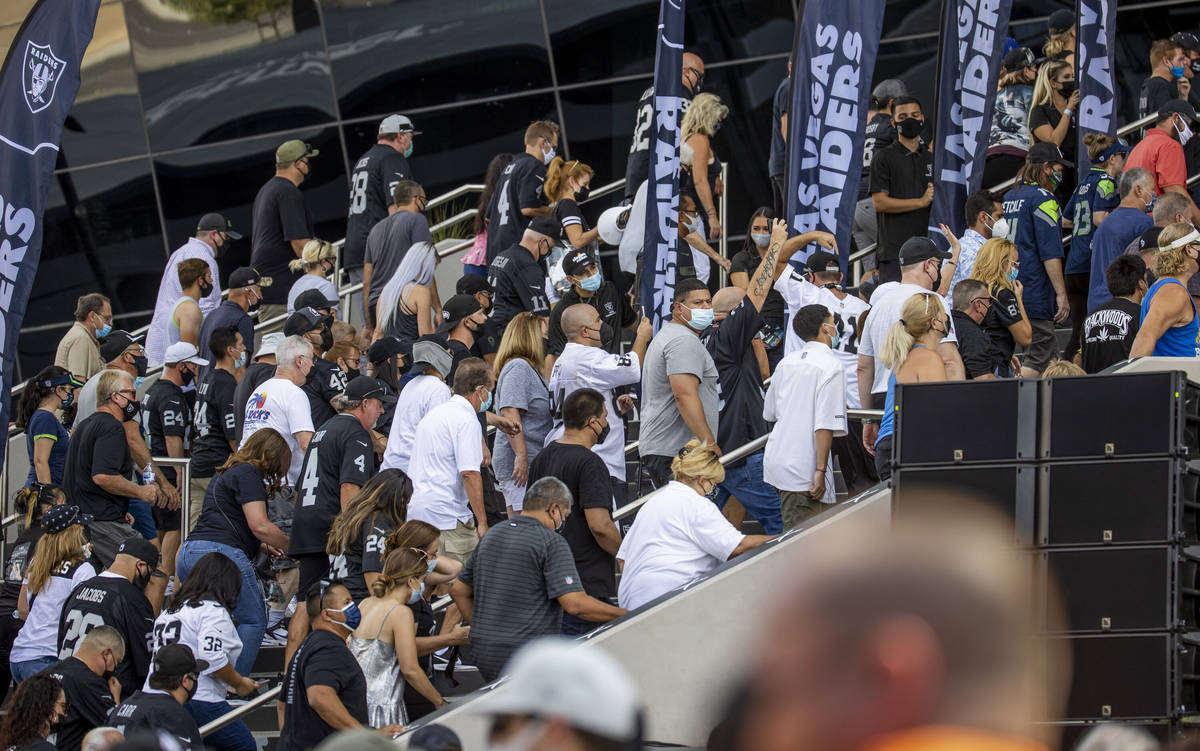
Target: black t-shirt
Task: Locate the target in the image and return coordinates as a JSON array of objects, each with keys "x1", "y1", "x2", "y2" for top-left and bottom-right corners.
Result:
[
  {"x1": 546, "y1": 282, "x2": 635, "y2": 357},
  {"x1": 1081, "y1": 297, "x2": 1142, "y2": 373},
  {"x1": 1028, "y1": 103, "x2": 1077, "y2": 165},
  {"x1": 233, "y1": 362, "x2": 276, "y2": 441},
  {"x1": 702, "y1": 297, "x2": 768, "y2": 467},
  {"x1": 447, "y1": 339, "x2": 475, "y2": 386},
  {"x1": 278, "y1": 630, "x2": 368, "y2": 751},
  {"x1": 729, "y1": 248, "x2": 785, "y2": 321},
  {"x1": 59, "y1": 574, "x2": 154, "y2": 697},
  {"x1": 980, "y1": 285, "x2": 1023, "y2": 369},
  {"x1": 198, "y1": 301, "x2": 254, "y2": 381},
  {"x1": 951, "y1": 310, "x2": 994, "y2": 379},
  {"x1": 489, "y1": 244, "x2": 551, "y2": 332},
  {"x1": 331, "y1": 516, "x2": 393, "y2": 601},
  {"x1": 64, "y1": 412, "x2": 133, "y2": 521},
  {"x1": 1, "y1": 527, "x2": 42, "y2": 613},
  {"x1": 859, "y1": 112, "x2": 897, "y2": 200},
  {"x1": 192, "y1": 369, "x2": 238, "y2": 477},
  {"x1": 250, "y1": 176, "x2": 313, "y2": 304},
  {"x1": 869, "y1": 139, "x2": 933, "y2": 262},
  {"x1": 402, "y1": 597, "x2": 436, "y2": 719},
  {"x1": 1140, "y1": 75, "x2": 1179, "y2": 119},
  {"x1": 344, "y1": 143, "x2": 414, "y2": 271},
  {"x1": 528, "y1": 441, "x2": 616, "y2": 600},
  {"x1": 107, "y1": 690, "x2": 201, "y2": 751},
  {"x1": 143, "y1": 379, "x2": 189, "y2": 485},
  {"x1": 16, "y1": 739, "x2": 55, "y2": 751},
  {"x1": 301, "y1": 358, "x2": 348, "y2": 429},
  {"x1": 290, "y1": 414, "x2": 375, "y2": 556},
  {"x1": 42, "y1": 656, "x2": 115, "y2": 751},
  {"x1": 190, "y1": 462, "x2": 269, "y2": 559},
  {"x1": 485, "y1": 153, "x2": 548, "y2": 264},
  {"x1": 553, "y1": 197, "x2": 589, "y2": 235}
]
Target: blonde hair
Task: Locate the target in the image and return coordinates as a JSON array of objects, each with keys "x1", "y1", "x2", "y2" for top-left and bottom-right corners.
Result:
[
  {"x1": 288, "y1": 240, "x2": 336, "y2": 272},
  {"x1": 545, "y1": 157, "x2": 594, "y2": 202},
  {"x1": 682, "y1": 93, "x2": 729, "y2": 139},
  {"x1": 27, "y1": 525, "x2": 86, "y2": 595},
  {"x1": 1032, "y1": 60, "x2": 1072, "y2": 109},
  {"x1": 322, "y1": 340, "x2": 359, "y2": 369},
  {"x1": 493, "y1": 312, "x2": 546, "y2": 382},
  {"x1": 1043, "y1": 31, "x2": 1073, "y2": 62},
  {"x1": 968, "y1": 238, "x2": 1019, "y2": 293},
  {"x1": 369, "y1": 547, "x2": 428, "y2": 598},
  {"x1": 1042, "y1": 360, "x2": 1086, "y2": 377},
  {"x1": 671, "y1": 440, "x2": 725, "y2": 486},
  {"x1": 879, "y1": 293, "x2": 943, "y2": 371},
  {"x1": 1154, "y1": 222, "x2": 1199, "y2": 278}
]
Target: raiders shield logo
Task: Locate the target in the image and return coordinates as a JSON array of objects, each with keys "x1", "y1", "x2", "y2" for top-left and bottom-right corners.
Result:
[{"x1": 23, "y1": 41, "x2": 66, "y2": 114}]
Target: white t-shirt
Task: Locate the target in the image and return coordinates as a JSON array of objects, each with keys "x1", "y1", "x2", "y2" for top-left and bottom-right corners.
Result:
[
  {"x1": 545, "y1": 343, "x2": 641, "y2": 480},
  {"x1": 381, "y1": 375, "x2": 451, "y2": 473},
  {"x1": 148, "y1": 601, "x2": 242, "y2": 704},
  {"x1": 408, "y1": 395, "x2": 485, "y2": 530},
  {"x1": 146, "y1": 238, "x2": 221, "y2": 365},
  {"x1": 858, "y1": 282, "x2": 957, "y2": 395},
  {"x1": 616, "y1": 481, "x2": 745, "y2": 611},
  {"x1": 763, "y1": 341, "x2": 847, "y2": 499},
  {"x1": 11, "y1": 560, "x2": 97, "y2": 662},
  {"x1": 240, "y1": 377, "x2": 315, "y2": 485},
  {"x1": 287, "y1": 275, "x2": 339, "y2": 314}
]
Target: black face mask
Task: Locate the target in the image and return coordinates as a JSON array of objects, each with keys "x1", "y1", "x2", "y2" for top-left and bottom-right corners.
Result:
[
  {"x1": 897, "y1": 117, "x2": 924, "y2": 140},
  {"x1": 1057, "y1": 80, "x2": 1077, "y2": 96},
  {"x1": 197, "y1": 279, "x2": 214, "y2": 298},
  {"x1": 929, "y1": 261, "x2": 942, "y2": 292},
  {"x1": 131, "y1": 354, "x2": 148, "y2": 378},
  {"x1": 132, "y1": 566, "x2": 151, "y2": 591},
  {"x1": 598, "y1": 322, "x2": 615, "y2": 347},
  {"x1": 574, "y1": 185, "x2": 591, "y2": 202},
  {"x1": 101, "y1": 653, "x2": 116, "y2": 682},
  {"x1": 183, "y1": 676, "x2": 198, "y2": 702},
  {"x1": 593, "y1": 420, "x2": 611, "y2": 445},
  {"x1": 344, "y1": 365, "x2": 360, "y2": 379},
  {"x1": 247, "y1": 293, "x2": 262, "y2": 313},
  {"x1": 319, "y1": 328, "x2": 333, "y2": 352},
  {"x1": 119, "y1": 396, "x2": 141, "y2": 422},
  {"x1": 180, "y1": 367, "x2": 195, "y2": 386}
]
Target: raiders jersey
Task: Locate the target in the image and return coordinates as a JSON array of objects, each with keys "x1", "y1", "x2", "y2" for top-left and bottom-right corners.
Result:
[
  {"x1": 150, "y1": 600, "x2": 242, "y2": 703},
  {"x1": 59, "y1": 573, "x2": 154, "y2": 697},
  {"x1": 344, "y1": 143, "x2": 413, "y2": 271},
  {"x1": 289, "y1": 414, "x2": 375, "y2": 556},
  {"x1": 301, "y1": 357, "x2": 348, "y2": 428},
  {"x1": 107, "y1": 690, "x2": 202, "y2": 751},
  {"x1": 142, "y1": 379, "x2": 190, "y2": 485}
]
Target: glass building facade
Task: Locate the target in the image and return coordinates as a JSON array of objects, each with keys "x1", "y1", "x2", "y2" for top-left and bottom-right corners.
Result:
[{"x1": 3, "y1": 0, "x2": 1197, "y2": 379}]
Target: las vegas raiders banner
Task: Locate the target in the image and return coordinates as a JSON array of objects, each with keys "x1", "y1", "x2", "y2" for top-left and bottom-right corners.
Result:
[
  {"x1": 928, "y1": 0, "x2": 1013, "y2": 246},
  {"x1": 641, "y1": 0, "x2": 688, "y2": 329},
  {"x1": 785, "y1": 0, "x2": 886, "y2": 270},
  {"x1": 1075, "y1": 0, "x2": 1117, "y2": 179},
  {"x1": 0, "y1": 0, "x2": 102, "y2": 475}
]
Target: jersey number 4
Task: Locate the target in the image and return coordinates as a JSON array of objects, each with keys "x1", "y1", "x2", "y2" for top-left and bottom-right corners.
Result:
[{"x1": 299, "y1": 447, "x2": 321, "y2": 507}]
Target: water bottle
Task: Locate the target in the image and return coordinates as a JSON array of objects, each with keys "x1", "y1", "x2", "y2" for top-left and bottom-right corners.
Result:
[{"x1": 142, "y1": 463, "x2": 155, "y2": 487}]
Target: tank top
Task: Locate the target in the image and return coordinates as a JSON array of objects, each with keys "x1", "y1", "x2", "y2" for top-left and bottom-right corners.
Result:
[
  {"x1": 385, "y1": 284, "x2": 421, "y2": 345},
  {"x1": 166, "y1": 297, "x2": 191, "y2": 350},
  {"x1": 348, "y1": 603, "x2": 407, "y2": 728},
  {"x1": 875, "y1": 345, "x2": 928, "y2": 446},
  {"x1": 1141, "y1": 278, "x2": 1200, "y2": 358}
]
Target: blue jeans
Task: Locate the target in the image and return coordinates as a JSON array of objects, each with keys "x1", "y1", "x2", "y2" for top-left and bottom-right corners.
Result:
[
  {"x1": 176, "y1": 540, "x2": 265, "y2": 676},
  {"x1": 127, "y1": 499, "x2": 156, "y2": 540},
  {"x1": 10, "y1": 655, "x2": 56, "y2": 683},
  {"x1": 561, "y1": 613, "x2": 596, "y2": 637},
  {"x1": 462, "y1": 263, "x2": 488, "y2": 277},
  {"x1": 186, "y1": 699, "x2": 255, "y2": 751},
  {"x1": 715, "y1": 452, "x2": 783, "y2": 535}
]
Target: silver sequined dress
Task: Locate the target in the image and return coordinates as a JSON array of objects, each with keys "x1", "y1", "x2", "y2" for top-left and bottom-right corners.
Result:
[{"x1": 348, "y1": 604, "x2": 407, "y2": 728}]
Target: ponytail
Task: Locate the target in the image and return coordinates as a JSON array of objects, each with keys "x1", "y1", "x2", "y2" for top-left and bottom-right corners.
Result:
[{"x1": 544, "y1": 156, "x2": 567, "y2": 200}]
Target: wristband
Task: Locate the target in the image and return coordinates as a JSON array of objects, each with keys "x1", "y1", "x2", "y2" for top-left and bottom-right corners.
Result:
[
  {"x1": 814, "y1": 467, "x2": 826, "y2": 473},
  {"x1": 1063, "y1": 109, "x2": 1074, "y2": 117},
  {"x1": 944, "y1": 260, "x2": 957, "y2": 265}
]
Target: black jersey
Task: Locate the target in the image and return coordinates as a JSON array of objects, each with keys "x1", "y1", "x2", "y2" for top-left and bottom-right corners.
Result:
[
  {"x1": 330, "y1": 516, "x2": 393, "y2": 601},
  {"x1": 484, "y1": 153, "x2": 548, "y2": 264},
  {"x1": 59, "y1": 574, "x2": 154, "y2": 697},
  {"x1": 107, "y1": 690, "x2": 202, "y2": 751},
  {"x1": 42, "y1": 655, "x2": 116, "y2": 751},
  {"x1": 344, "y1": 143, "x2": 414, "y2": 271},
  {"x1": 301, "y1": 358, "x2": 348, "y2": 428},
  {"x1": 191, "y1": 368, "x2": 238, "y2": 478},
  {"x1": 1, "y1": 527, "x2": 42, "y2": 614},
  {"x1": 623, "y1": 86, "x2": 693, "y2": 199},
  {"x1": 546, "y1": 281, "x2": 634, "y2": 357},
  {"x1": 488, "y1": 244, "x2": 551, "y2": 333},
  {"x1": 859, "y1": 112, "x2": 897, "y2": 200},
  {"x1": 142, "y1": 379, "x2": 189, "y2": 485},
  {"x1": 289, "y1": 414, "x2": 375, "y2": 556}
]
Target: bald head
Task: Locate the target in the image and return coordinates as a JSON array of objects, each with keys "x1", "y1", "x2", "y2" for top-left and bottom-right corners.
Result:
[
  {"x1": 712, "y1": 286, "x2": 745, "y2": 317},
  {"x1": 682, "y1": 52, "x2": 705, "y2": 93},
  {"x1": 561, "y1": 303, "x2": 601, "y2": 346}
]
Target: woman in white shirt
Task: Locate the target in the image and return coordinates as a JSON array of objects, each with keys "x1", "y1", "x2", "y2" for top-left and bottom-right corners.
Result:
[
  {"x1": 286, "y1": 240, "x2": 338, "y2": 314},
  {"x1": 617, "y1": 441, "x2": 769, "y2": 611}
]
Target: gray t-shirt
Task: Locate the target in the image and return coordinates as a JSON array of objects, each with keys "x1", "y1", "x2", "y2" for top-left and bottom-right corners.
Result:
[
  {"x1": 492, "y1": 358, "x2": 552, "y2": 479},
  {"x1": 638, "y1": 322, "x2": 719, "y2": 458},
  {"x1": 363, "y1": 211, "x2": 434, "y2": 305},
  {"x1": 75, "y1": 371, "x2": 103, "y2": 423}
]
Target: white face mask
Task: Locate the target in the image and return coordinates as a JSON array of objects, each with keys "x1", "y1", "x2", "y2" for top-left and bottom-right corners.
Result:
[
  {"x1": 750, "y1": 231, "x2": 771, "y2": 249},
  {"x1": 988, "y1": 214, "x2": 1010, "y2": 240},
  {"x1": 542, "y1": 144, "x2": 556, "y2": 165},
  {"x1": 1177, "y1": 117, "x2": 1194, "y2": 147}
]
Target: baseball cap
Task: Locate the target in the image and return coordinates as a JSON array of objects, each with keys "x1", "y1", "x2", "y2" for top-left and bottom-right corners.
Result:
[
  {"x1": 153, "y1": 643, "x2": 209, "y2": 676},
  {"x1": 1140, "y1": 226, "x2": 1165, "y2": 251},
  {"x1": 40, "y1": 504, "x2": 92, "y2": 534},
  {"x1": 1048, "y1": 9, "x2": 1074, "y2": 34},
  {"x1": 561, "y1": 249, "x2": 597, "y2": 277},
  {"x1": 378, "y1": 114, "x2": 421, "y2": 136},
  {"x1": 871, "y1": 79, "x2": 908, "y2": 105},
  {"x1": 38, "y1": 372, "x2": 85, "y2": 391},
  {"x1": 456, "y1": 274, "x2": 492, "y2": 297},
  {"x1": 407, "y1": 725, "x2": 462, "y2": 751},
  {"x1": 1159, "y1": 99, "x2": 1198, "y2": 123},
  {"x1": 367, "y1": 336, "x2": 406, "y2": 365},
  {"x1": 806, "y1": 250, "x2": 841, "y2": 274},
  {"x1": 411, "y1": 339, "x2": 453, "y2": 379},
  {"x1": 1171, "y1": 31, "x2": 1200, "y2": 53},
  {"x1": 99, "y1": 330, "x2": 143, "y2": 364},
  {"x1": 258, "y1": 332, "x2": 284, "y2": 359},
  {"x1": 294, "y1": 288, "x2": 338, "y2": 312},
  {"x1": 344, "y1": 376, "x2": 397, "y2": 405},
  {"x1": 1003, "y1": 47, "x2": 1035, "y2": 72},
  {"x1": 276, "y1": 139, "x2": 319, "y2": 164},
  {"x1": 117, "y1": 537, "x2": 160, "y2": 569},
  {"x1": 229, "y1": 266, "x2": 271, "y2": 289},
  {"x1": 196, "y1": 212, "x2": 242, "y2": 240},
  {"x1": 1096, "y1": 138, "x2": 1131, "y2": 163},
  {"x1": 527, "y1": 215, "x2": 562, "y2": 239},
  {"x1": 436, "y1": 294, "x2": 483, "y2": 335},
  {"x1": 284, "y1": 307, "x2": 330, "y2": 336},
  {"x1": 164, "y1": 341, "x2": 209, "y2": 367},
  {"x1": 478, "y1": 638, "x2": 641, "y2": 742},
  {"x1": 898, "y1": 237, "x2": 952, "y2": 266},
  {"x1": 1027, "y1": 141, "x2": 1073, "y2": 167}
]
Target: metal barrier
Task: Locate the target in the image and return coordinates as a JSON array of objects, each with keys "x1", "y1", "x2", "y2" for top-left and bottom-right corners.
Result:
[{"x1": 200, "y1": 685, "x2": 281, "y2": 736}]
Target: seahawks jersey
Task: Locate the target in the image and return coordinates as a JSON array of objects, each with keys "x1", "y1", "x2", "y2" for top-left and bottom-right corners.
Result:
[
  {"x1": 59, "y1": 573, "x2": 154, "y2": 697},
  {"x1": 149, "y1": 600, "x2": 242, "y2": 703},
  {"x1": 289, "y1": 414, "x2": 375, "y2": 556}
]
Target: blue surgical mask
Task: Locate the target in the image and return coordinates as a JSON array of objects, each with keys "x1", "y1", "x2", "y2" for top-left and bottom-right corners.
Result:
[
  {"x1": 750, "y1": 232, "x2": 771, "y2": 249},
  {"x1": 827, "y1": 325, "x2": 841, "y2": 349},
  {"x1": 1171, "y1": 65, "x2": 1187, "y2": 79},
  {"x1": 480, "y1": 388, "x2": 493, "y2": 412},
  {"x1": 425, "y1": 557, "x2": 437, "y2": 575},
  {"x1": 133, "y1": 376, "x2": 146, "y2": 390},
  {"x1": 404, "y1": 142, "x2": 414, "y2": 158},
  {"x1": 684, "y1": 305, "x2": 714, "y2": 331},
  {"x1": 95, "y1": 322, "x2": 112, "y2": 339},
  {"x1": 579, "y1": 272, "x2": 602, "y2": 292},
  {"x1": 1007, "y1": 267, "x2": 1019, "y2": 282},
  {"x1": 234, "y1": 352, "x2": 247, "y2": 369},
  {"x1": 327, "y1": 601, "x2": 361, "y2": 631},
  {"x1": 408, "y1": 579, "x2": 425, "y2": 604}
]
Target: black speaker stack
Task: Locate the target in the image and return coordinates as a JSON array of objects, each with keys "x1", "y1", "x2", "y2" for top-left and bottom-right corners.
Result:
[{"x1": 891, "y1": 371, "x2": 1200, "y2": 738}]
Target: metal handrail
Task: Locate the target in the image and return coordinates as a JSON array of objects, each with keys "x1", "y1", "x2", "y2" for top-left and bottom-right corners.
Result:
[
  {"x1": 425, "y1": 183, "x2": 485, "y2": 212},
  {"x1": 200, "y1": 685, "x2": 281, "y2": 736}
]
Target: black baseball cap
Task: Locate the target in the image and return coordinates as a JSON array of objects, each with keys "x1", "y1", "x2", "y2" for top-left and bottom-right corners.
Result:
[
  {"x1": 1140, "y1": 226, "x2": 1165, "y2": 250},
  {"x1": 1027, "y1": 141, "x2": 1073, "y2": 167},
  {"x1": 527, "y1": 215, "x2": 562, "y2": 239},
  {"x1": 294, "y1": 288, "x2": 338, "y2": 312},
  {"x1": 408, "y1": 725, "x2": 463, "y2": 751},
  {"x1": 117, "y1": 537, "x2": 161, "y2": 569},
  {"x1": 284, "y1": 307, "x2": 331, "y2": 336},
  {"x1": 40, "y1": 504, "x2": 92, "y2": 534},
  {"x1": 1159, "y1": 99, "x2": 1198, "y2": 123},
  {"x1": 367, "y1": 336, "x2": 406, "y2": 365},
  {"x1": 99, "y1": 330, "x2": 143, "y2": 363},
  {"x1": 153, "y1": 643, "x2": 209, "y2": 676},
  {"x1": 344, "y1": 376, "x2": 397, "y2": 405},
  {"x1": 898, "y1": 237, "x2": 952, "y2": 266},
  {"x1": 456, "y1": 274, "x2": 492, "y2": 296},
  {"x1": 196, "y1": 213, "x2": 242, "y2": 240},
  {"x1": 1003, "y1": 47, "x2": 1035, "y2": 72},
  {"x1": 436, "y1": 294, "x2": 483, "y2": 334},
  {"x1": 562, "y1": 250, "x2": 596, "y2": 277},
  {"x1": 229, "y1": 266, "x2": 270, "y2": 289},
  {"x1": 806, "y1": 251, "x2": 841, "y2": 274},
  {"x1": 1171, "y1": 31, "x2": 1200, "y2": 53},
  {"x1": 1048, "y1": 9, "x2": 1074, "y2": 34}
]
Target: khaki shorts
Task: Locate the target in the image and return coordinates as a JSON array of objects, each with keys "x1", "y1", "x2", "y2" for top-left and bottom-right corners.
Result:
[
  {"x1": 437, "y1": 519, "x2": 478, "y2": 564},
  {"x1": 779, "y1": 489, "x2": 836, "y2": 530},
  {"x1": 187, "y1": 475, "x2": 213, "y2": 533}
]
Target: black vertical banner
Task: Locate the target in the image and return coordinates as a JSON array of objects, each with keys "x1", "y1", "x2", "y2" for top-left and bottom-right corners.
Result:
[
  {"x1": 1075, "y1": 0, "x2": 1117, "y2": 179},
  {"x1": 928, "y1": 0, "x2": 1014, "y2": 244},
  {"x1": 0, "y1": 0, "x2": 102, "y2": 475}
]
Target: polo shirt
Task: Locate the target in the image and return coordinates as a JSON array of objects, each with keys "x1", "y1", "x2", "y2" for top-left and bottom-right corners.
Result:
[
  {"x1": 407, "y1": 395, "x2": 484, "y2": 530},
  {"x1": 1002, "y1": 182, "x2": 1064, "y2": 320},
  {"x1": 1087, "y1": 206, "x2": 1153, "y2": 311},
  {"x1": 380, "y1": 374, "x2": 450, "y2": 474},
  {"x1": 762, "y1": 341, "x2": 847, "y2": 496},
  {"x1": 951, "y1": 310, "x2": 995, "y2": 380},
  {"x1": 197, "y1": 300, "x2": 254, "y2": 380},
  {"x1": 869, "y1": 139, "x2": 933, "y2": 262},
  {"x1": 459, "y1": 515, "x2": 583, "y2": 680},
  {"x1": 54, "y1": 322, "x2": 103, "y2": 381},
  {"x1": 545, "y1": 343, "x2": 640, "y2": 480},
  {"x1": 858, "y1": 282, "x2": 956, "y2": 394},
  {"x1": 488, "y1": 243, "x2": 551, "y2": 333},
  {"x1": 1126, "y1": 127, "x2": 1188, "y2": 194},
  {"x1": 146, "y1": 237, "x2": 221, "y2": 364}
]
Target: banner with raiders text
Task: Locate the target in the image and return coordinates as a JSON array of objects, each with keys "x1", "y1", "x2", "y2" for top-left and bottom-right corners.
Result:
[
  {"x1": 1075, "y1": 0, "x2": 1117, "y2": 179},
  {"x1": 928, "y1": 0, "x2": 1013, "y2": 245},
  {"x1": 0, "y1": 0, "x2": 101, "y2": 475},
  {"x1": 641, "y1": 0, "x2": 687, "y2": 329},
  {"x1": 785, "y1": 0, "x2": 887, "y2": 270}
]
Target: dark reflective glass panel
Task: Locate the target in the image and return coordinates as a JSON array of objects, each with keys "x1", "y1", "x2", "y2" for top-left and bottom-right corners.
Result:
[
  {"x1": 0, "y1": 0, "x2": 36, "y2": 30},
  {"x1": 154, "y1": 127, "x2": 349, "y2": 287},
  {"x1": 23, "y1": 158, "x2": 164, "y2": 380},
  {"x1": 324, "y1": 0, "x2": 552, "y2": 121},
  {"x1": 126, "y1": 0, "x2": 337, "y2": 151}
]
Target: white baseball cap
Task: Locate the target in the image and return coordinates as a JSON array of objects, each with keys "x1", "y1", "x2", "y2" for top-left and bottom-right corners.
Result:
[
  {"x1": 597, "y1": 206, "x2": 630, "y2": 246},
  {"x1": 477, "y1": 638, "x2": 641, "y2": 741},
  {"x1": 379, "y1": 114, "x2": 421, "y2": 135},
  {"x1": 257, "y1": 332, "x2": 284, "y2": 359},
  {"x1": 164, "y1": 341, "x2": 208, "y2": 366}
]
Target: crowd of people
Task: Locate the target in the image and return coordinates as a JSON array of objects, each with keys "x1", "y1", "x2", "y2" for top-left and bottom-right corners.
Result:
[{"x1": 1, "y1": 11, "x2": 1199, "y2": 751}]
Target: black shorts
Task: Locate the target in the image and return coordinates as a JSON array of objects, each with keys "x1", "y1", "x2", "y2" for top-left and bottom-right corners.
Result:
[
  {"x1": 296, "y1": 552, "x2": 331, "y2": 600},
  {"x1": 152, "y1": 505, "x2": 181, "y2": 533}
]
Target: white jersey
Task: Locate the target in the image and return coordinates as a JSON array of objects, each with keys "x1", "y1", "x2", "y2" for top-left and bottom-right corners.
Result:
[
  {"x1": 776, "y1": 271, "x2": 869, "y2": 407},
  {"x1": 858, "y1": 282, "x2": 957, "y2": 395},
  {"x1": 148, "y1": 600, "x2": 242, "y2": 704},
  {"x1": 10, "y1": 560, "x2": 96, "y2": 662},
  {"x1": 546, "y1": 342, "x2": 641, "y2": 480},
  {"x1": 381, "y1": 375, "x2": 451, "y2": 473},
  {"x1": 240, "y1": 377, "x2": 315, "y2": 485}
]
